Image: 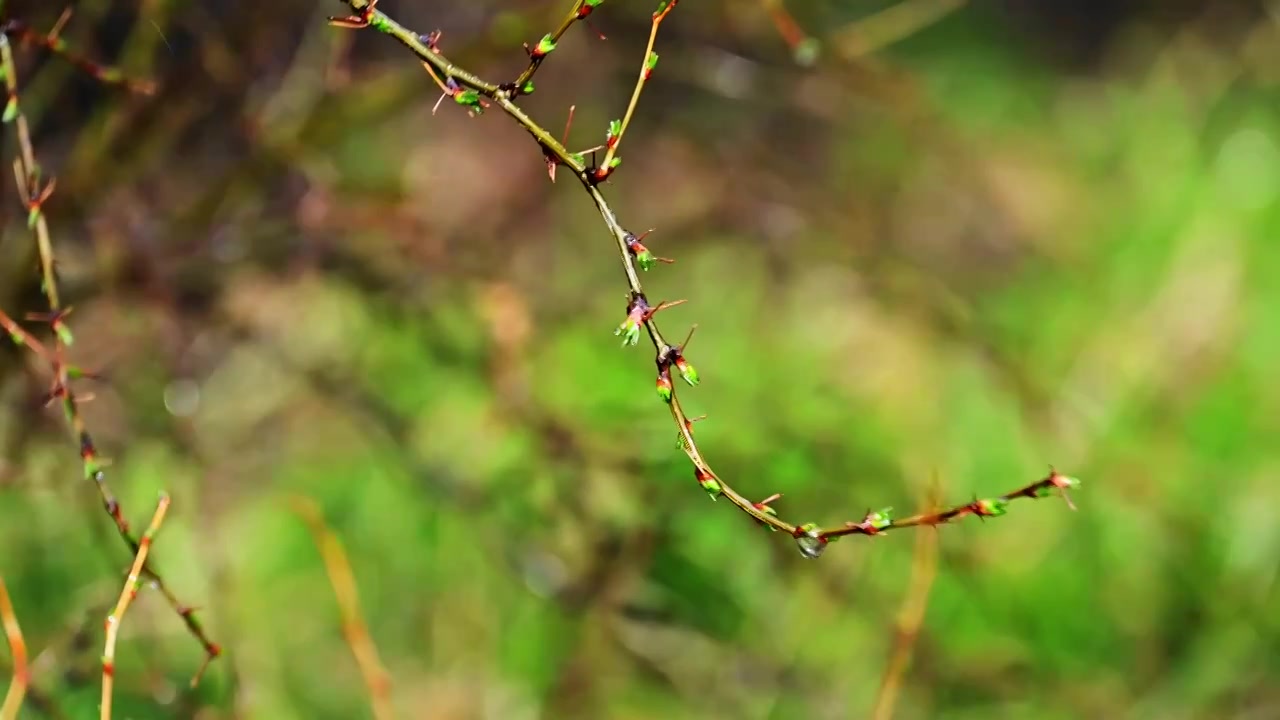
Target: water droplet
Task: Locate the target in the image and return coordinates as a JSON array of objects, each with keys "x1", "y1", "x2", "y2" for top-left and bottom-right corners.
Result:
[{"x1": 795, "y1": 532, "x2": 827, "y2": 559}]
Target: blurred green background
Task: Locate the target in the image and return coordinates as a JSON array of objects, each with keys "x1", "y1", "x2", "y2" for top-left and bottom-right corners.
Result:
[{"x1": 1, "y1": 0, "x2": 1279, "y2": 717}]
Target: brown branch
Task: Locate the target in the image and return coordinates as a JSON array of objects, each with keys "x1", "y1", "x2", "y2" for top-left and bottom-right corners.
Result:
[
  {"x1": 332, "y1": 0, "x2": 1080, "y2": 558},
  {"x1": 0, "y1": 578, "x2": 27, "y2": 720},
  {"x1": 289, "y1": 497, "x2": 395, "y2": 720},
  {"x1": 101, "y1": 493, "x2": 171, "y2": 720},
  {"x1": 0, "y1": 31, "x2": 220, "y2": 672}
]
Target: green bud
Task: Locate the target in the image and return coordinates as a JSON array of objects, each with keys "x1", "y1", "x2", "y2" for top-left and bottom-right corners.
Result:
[
  {"x1": 676, "y1": 359, "x2": 698, "y2": 386},
  {"x1": 865, "y1": 507, "x2": 893, "y2": 530},
  {"x1": 614, "y1": 320, "x2": 641, "y2": 346},
  {"x1": 636, "y1": 248, "x2": 656, "y2": 271}
]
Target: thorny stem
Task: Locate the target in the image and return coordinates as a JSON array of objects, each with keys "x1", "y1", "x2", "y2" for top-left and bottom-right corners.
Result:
[
  {"x1": 0, "y1": 578, "x2": 27, "y2": 720},
  {"x1": 333, "y1": 0, "x2": 1078, "y2": 557},
  {"x1": 101, "y1": 494, "x2": 170, "y2": 720},
  {"x1": 0, "y1": 32, "x2": 220, "y2": 670}
]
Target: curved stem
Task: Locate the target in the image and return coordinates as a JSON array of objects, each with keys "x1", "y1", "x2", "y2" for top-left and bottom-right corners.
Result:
[{"x1": 336, "y1": 0, "x2": 1077, "y2": 554}]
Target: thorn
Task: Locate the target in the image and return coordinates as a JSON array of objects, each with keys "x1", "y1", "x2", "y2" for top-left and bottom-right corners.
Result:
[
  {"x1": 584, "y1": 18, "x2": 608, "y2": 40},
  {"x1": 562, "y1": 105, "x2": 576, "y2": 145},
  {"x1": 648, "y1": 298, "x2": 687, "y2": 315},
  {"x1": 678, "y1": 324, "x2": 697, "y2": 352},
  {"x1": 328, "y1": 0, "x2": 377, "y2": 29},
  {"x1": 424, "y1": 30, "x2": 443, "y2": 53}
]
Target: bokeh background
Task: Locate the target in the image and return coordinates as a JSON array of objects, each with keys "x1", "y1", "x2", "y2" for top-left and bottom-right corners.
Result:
[{"x1": 2, "y1": 0, "x2": 1279, "y2": 718}]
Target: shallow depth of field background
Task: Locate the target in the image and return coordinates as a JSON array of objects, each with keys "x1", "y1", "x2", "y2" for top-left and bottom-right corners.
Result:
[{"x1": 1, "y1": 1, "x2": 1278, "y2": 718}]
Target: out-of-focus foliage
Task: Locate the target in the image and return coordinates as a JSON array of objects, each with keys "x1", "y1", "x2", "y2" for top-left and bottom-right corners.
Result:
[{"x1": 1, "y1": 0, "x2": 1278, "y2": 718}]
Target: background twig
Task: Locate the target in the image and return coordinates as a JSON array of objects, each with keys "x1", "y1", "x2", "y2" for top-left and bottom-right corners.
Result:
[
  {"x1": 332, "y1": 0, "x2": 1078, "y2": 558},
  {"x1": 290, "y1": 496, "x2": 395, "y2": 720},
  {"x1": 0, "y1": 577, "x2": 27, "y2": 720},
  {"x1": 871, "y1": 477, "x2": 942, "y2": 720},
  {"x1": 0, "y1": 25, "x2": 220, "y2": 676},
  {"x1": 101, "y1": 493, "x2": 171, "y2": 720}
]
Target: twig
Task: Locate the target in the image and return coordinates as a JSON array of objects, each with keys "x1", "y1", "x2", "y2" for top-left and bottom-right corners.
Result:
[
  {"x1": 871, "y1": 477, "x2": 941, "y2": 720},
  {"x1": 598, "y1": 1, "x2": 675, "y2": 173},
  {"x1": 0, "y1": 30, "x2": 220, "y2": 675},
  {"x1": 0, "y1": 578, "x2": 28, "y2": 720},
  {"x1": 289, "y1": 497, "x2": 395, "y2": 720},
  {"x1": 330, "y1": 0, "x2": 1079, "y2": 558},
  {"x1": 761, "y1": 0, "x2": 967, "y2": 64},
  {"x1": 510, "y1": 0, "x2": 599, "y2": 95},
  {"x1": 101, "y1": 493, "x2": 171, "y2": 720},
  {"x1": 0, "y1": 13, "x2": 156, "y2": 94}
]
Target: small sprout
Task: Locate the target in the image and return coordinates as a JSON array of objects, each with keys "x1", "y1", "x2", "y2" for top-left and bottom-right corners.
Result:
[
  {"x1": 67, "y1": 366, "x2": 102, "y2": 381},
  {"x1": 614, "y1": 300, "x2": 646, "y2": 346},
  {"x1": 521, "y1": 80, "x2": 535, "y2": 95},
  {"x1": 674, "y1": 356, "x2": 698, "y2": 386},
  {"x1": 454, "y1": 89, "x2": 483, "y2": 112},
  {"x1": 606, "y1": 119, "x2": 622, "y2": 148},
  {"x1": 1048, "y1": 469, "x2": 1081, "y2": 491},
  {"x1": 615, "y1": 294, "x2": 685, "y2": 346},
  {"x1": 643, "y1": 52, "x2": 659, "y2": 80},
  {"x1": 635, "y1": 247, "x2": 657, "y2": 269},
  {"x1": 3, "y1": 97, "x2": 18, "y2": 123},
  {"x1": 973, "y1": 498, "x2": 1009, "y2": 517},
  {"x1": 625, "y1": 230, "x2": 673, "y2": 271},
  {"x1": 752, "y1": 493, "x2": 781, "y2": 531},
  {"x1": 864, "y1": 507, "x2": 893, "y2": 531},
  {"x1": 694, "y1": 467, "x2": 721, "y2": 499},
  {"x1": 656, "y1": 366, "x2": 673, "y2": 403},
  {"x1": 666, "y1": 325, "x2": 699, "y2": 385},
  {"x1": 530, "y1": 34, "x2": 557, "y2": 58}
]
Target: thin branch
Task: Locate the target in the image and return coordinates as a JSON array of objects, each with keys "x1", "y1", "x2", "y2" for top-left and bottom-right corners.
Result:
[
  {"x1": 871, "y1": 478, "x2": 941, "y2": 720},
  {"x1": 510, "y1": 0, "x2": 598, "y2": 94},
  {"x1": 1, "y1": 14, "x2": 157, "y2": 94},
  {"x1": 0, "y1": 578, "x2": 27, "y2": 720},
  {"x1": 332, "y1": 0, "x2": 1079, "y2": 558},
  {"x1": 0, "y1": 31, "x2": 220, "y2": 673},
  {"x1": 0, "y1": 308, "x2": 53, "y2": 364},
  {"x1": 289, "y1": 497, "x2": 395, "y2": 720},
  {"x1": 101, "y1": 493, "x2": 171, "y2": 720},
  {"x1": 598, "y1": 0, "x2": 676, "y2": 173}
]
